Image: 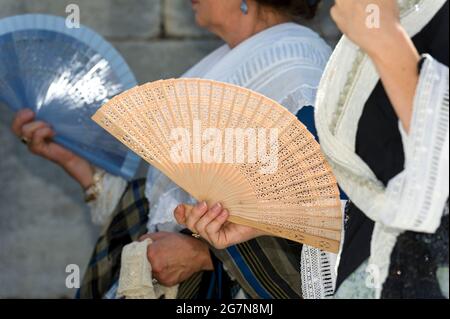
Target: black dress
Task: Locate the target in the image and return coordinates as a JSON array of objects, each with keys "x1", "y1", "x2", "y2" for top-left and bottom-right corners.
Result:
[{"x1": 335, "y1": 2, "x2": 449, "y2": 298}]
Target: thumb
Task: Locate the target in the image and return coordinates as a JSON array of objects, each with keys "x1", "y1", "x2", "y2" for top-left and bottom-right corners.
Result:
[{"x1": 174, "y1": 204, "x2": 187, "y2": 225}]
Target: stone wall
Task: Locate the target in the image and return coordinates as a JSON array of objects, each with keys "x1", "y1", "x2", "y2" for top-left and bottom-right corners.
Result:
[{"x1": 0, "y1": 0, "x2": 339, "y2": 298}]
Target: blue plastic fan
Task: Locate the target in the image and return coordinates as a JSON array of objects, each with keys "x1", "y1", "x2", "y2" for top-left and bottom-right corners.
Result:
[{"x1": 0, "y1": 14, "x2": 140, "y2": 180}]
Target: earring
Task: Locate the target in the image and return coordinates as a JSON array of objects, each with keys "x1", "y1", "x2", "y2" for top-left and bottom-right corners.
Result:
[{"x1": 240, "y1": 0, "x2": 249, "y2": 15}]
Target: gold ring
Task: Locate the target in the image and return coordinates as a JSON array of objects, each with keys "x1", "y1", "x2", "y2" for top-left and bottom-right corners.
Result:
[
  {"x1": 192, "y1": 233, "x2": 201, "y2": 239},
  {"x1": 21, "y1": 137, "x2": 30, "y2": 145}
]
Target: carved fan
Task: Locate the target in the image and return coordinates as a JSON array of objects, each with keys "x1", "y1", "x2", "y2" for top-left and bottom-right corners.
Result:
[{"x1": 92, "y1": 78, "x2": 342, "y2": 253}]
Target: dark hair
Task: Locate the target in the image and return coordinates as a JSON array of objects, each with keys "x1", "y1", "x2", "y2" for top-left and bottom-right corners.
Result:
[{"x1": 254, "y1": 0, "x2": 321, "y2": 20}]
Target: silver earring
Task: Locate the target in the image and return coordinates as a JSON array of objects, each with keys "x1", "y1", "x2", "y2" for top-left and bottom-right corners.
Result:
[{"x1": 240, "y1": 0, "x2": 249, "y2": 15}]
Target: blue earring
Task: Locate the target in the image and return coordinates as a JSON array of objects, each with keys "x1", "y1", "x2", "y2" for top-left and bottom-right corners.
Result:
[{"x1": 240, "y1": 0, "x2": 249, "y2": 15}]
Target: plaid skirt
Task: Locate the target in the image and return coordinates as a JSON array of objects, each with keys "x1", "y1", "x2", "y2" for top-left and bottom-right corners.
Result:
[{"x1": 77, "y1": 179, "x2": 302, "y2": 299}]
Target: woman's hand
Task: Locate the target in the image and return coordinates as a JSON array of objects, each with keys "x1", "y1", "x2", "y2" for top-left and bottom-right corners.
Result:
[
  {"x1": 331, "y1": 0, "x2": 420, "y2": 132},
  {"x1": 174, "y1": 202, "x2": 266, "y2": 250},
  {"x1": 11, "y1": 109, "x2": 94, "y2": 189},
  {"x1": 139, "y1": 232, "x2": 214, "y2": 287},
  {"x1": 331, "y1": 0, "x2": 402, "y2": 56},
  {"x1": 331, "y1": 0, "x2": 401, "y2": 59}
]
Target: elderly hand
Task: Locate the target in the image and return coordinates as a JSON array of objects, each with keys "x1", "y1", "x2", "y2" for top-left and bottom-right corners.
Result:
[
  {"x1": 174, "y1": 202, "x2": 267, "y2": 250},
  {"x1": 12, "y1": 109, "x2": 72, "y2": 163},
  {"x1": 11, "y1": 109, "x2": 94, "y2": 189},
  {"x1": 139, "y1": 231, "x2": 214, "y2": 287},
  {"x1": 331, "y1": 0, "x2": 401, "y2": 58}
]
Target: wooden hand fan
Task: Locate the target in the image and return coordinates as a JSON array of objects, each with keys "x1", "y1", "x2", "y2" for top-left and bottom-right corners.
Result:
[{"x1": 92, "y1": 78, "x2": 342, "y2": 253}]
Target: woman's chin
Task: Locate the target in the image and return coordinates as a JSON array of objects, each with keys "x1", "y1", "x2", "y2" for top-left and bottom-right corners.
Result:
[{"x1": 194, "y1": 15, "x2": 207, "y2": 29}]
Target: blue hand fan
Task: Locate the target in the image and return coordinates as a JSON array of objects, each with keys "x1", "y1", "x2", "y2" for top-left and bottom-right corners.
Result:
[{"x1": 0, "y1": 14, "x2": 140, "y2": 180}]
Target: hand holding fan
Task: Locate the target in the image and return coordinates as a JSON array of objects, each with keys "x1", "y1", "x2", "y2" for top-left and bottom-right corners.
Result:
[
  {"x1": 0, "y1": 14, "x2": 139, "y2": 179},
  {"x1": 92, "y1": 79, "x2": 342, "y2": 253}
]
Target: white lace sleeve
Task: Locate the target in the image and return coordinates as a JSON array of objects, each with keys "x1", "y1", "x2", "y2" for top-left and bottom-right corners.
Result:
[
  {"x1": 87, "y1": 168, "x2": 128, "y2": 226},
  {"x1": 379, "y1": 55, "x2": 449, "y2": 233}
]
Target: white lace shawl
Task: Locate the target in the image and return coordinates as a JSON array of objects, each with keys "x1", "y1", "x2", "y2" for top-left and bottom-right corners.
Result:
[{"x1": 314, "y1": 0, "x2": 449, "y2": 298}]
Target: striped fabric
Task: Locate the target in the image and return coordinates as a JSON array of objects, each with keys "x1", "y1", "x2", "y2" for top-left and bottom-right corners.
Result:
[
  {"x1": 77, "y1": 179, "x2": 303, "y2": 299},
  {"x1": 77, "y1": 179, "x2": 150, "y2": 299},
  {"x1": 212, "y1": 237, "x2": 303, "y2": 299}
]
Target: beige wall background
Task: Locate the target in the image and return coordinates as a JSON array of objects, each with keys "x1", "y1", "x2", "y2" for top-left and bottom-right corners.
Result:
[{"x1": 0, "y1": 0, "x2": 340, "y2": 298}]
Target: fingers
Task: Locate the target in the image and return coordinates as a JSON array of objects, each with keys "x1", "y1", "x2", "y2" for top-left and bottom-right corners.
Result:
[
  {"x1": 195, "y1": 203, "x2": 224, "y2": 241},
  {"x1": 11, "y1": 109, "x2": 35, "y2": 137},
  {"x1": 185, "y1": 201, "x2": 207, "y2": 233},
  {"x1": 179, "y1": 202, "x2": 230, "y2": 247},
  {"x1": 28, "y1": 127, "x2": 54, "y2": 155},
  {"x1": 174, "y1": 204, "x2": 187, "y2": 226},
  {"x1": 205, "y1": 209, "x2": 230, "y2": 247},
  {"x1": 30, "y1": 127, "x2": 54, "y2": 145},
  {"x1": 21, "y1": 121, "x2": 51, "y2": 140},
  {"x1": 174, "y1": 202, "x2": 230, "y2": 248}
]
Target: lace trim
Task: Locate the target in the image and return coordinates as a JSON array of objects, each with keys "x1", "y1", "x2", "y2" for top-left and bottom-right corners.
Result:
[
  {"x1": 382, "y1": 56, "x2": 449, "y2": 231},
  {"x1": 301, "y1": 245, "x2": 336, "y2": 299},
  {"x1": 411, "y1": 58, "x2": 449, "y2": 229},
  {"x1": 117, "y1": 239, "x2": 178, "y2": 299}
]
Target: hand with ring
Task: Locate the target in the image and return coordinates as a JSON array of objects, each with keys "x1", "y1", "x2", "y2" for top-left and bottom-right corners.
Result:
[{"x1": 11, "y1": 109, "x2": 95, "y2": 189}]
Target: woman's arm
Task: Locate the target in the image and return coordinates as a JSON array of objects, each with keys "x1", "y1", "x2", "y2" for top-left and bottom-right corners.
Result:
[
  {"x1": 332, "y1": 0, "x2": 449, "y2": 232},
  {"x1": 331, "y1": 0, "x2": 420, "y2": 132},
  {"x1": 367, "y1": 26, "x2": 420, "y2": 133}
]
